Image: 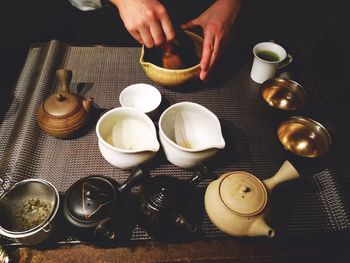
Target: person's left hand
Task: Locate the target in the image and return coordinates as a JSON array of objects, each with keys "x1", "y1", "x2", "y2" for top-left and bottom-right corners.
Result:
[{"x1": 181, "y1": 0, "x2": 241, "y2": 81}]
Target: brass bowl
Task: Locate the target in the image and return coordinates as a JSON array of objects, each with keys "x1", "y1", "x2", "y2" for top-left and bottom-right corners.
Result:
[
  {"x1": 259, "y1": 78, "x2": 307, "y2": 120},
  {"x1": 277, "y1": 116, "x2": 331, "y2": 158},
  {"x1": 140, "y1": 31, "x2": 203, "y2": 87}
]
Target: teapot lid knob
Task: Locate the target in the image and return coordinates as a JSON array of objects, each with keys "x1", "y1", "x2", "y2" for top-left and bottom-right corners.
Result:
[
  {"x1": 240, "y1": 185, "x2": 251, "y2": 193},
  {"x1": 56, "y1": 93, "x2": 65, "y2": 102}
]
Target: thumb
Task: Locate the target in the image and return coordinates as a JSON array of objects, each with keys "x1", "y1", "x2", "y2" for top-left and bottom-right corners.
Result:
[{"x1": 180, "y1": 18, "x2": 200, "y2": 30}]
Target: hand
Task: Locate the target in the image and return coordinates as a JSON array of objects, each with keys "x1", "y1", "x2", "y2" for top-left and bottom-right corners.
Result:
[
  {"x1": 181, "y1": 0, "x2": 241, "y2": 81},
  {"x1": 111, "y1": 0, "x2": 175, "y2": 48}
]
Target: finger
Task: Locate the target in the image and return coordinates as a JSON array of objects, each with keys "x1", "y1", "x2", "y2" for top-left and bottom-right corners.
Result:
[
  {"x1": 159, "y1": 12, "x2": 175, "y2": 41},
  {"x1": 200, "y1": 32, "x2": 215, "y2": 73},
  {"x1": 201, "y1": 34, "x2": 222, "y2": 81},
  {"x1": 208, "y1": 35, "x2": 221, "y2": 73},
  {"x1": 129, "y1": 30, "x2": 144, "y2": 45},
  {"x1": 180, "y1": 19, "x2": 199, "y2": 30},
  {"x1": 200, "y1": 70, "x2": 208, "y2": 81},
  {"x1": 200, "y1": 40, "x2": 217, "y2": 81},
  {"x1": 150, "y1": 21, "x2": 165, "y2": 46},
  {"x1": 139, "y1": 26, "x2": 155, "y2": 48}
]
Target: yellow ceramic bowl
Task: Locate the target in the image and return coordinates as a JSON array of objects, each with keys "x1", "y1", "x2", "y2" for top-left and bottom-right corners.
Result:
[{"x1": 140, "y1": 31, "x2": 203, "y2": 87}]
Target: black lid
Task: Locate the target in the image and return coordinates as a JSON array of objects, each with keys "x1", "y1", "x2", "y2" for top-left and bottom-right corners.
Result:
[
  {"x1": 145, "y1": 176, "x2": 188, "y2": 212},
  {"x1": 65, "y1": 176, "x2": 117, "y2": 226}
]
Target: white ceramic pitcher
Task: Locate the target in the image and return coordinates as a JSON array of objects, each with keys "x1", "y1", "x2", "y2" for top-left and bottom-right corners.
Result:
[
  {"x1": 96, "y1": 107, "x2": 160, "y2": 169},
  {"x1": 159, "y1": 102, "x2": 225, "y2": 168}
]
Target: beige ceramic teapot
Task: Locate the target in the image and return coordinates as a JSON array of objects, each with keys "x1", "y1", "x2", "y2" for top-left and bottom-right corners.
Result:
[
  {"x1": 37, "y1": 69, "x2": 94, "y2": 138},
  {"x1": 204, "y1": 160, "x2": 300, "y2": 238}
]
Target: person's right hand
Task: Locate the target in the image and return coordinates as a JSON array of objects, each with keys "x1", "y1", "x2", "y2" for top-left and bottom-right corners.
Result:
[{"x1": 111, "y1": 0, "x2": 175, "y2": 48}]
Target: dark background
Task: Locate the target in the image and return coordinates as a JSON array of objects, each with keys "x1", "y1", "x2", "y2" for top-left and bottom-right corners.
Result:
[{"x1": 0, "y1": 0, "x2": 349, "y2": 137}]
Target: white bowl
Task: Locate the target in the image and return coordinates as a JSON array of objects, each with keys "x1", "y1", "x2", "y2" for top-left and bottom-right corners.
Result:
[
  {"x1": 96, "y1": 107, "x2": 160, "y2": 169},
  {"x1": 159, "y1": 102, "x2": 225, "y2": 168},
  {"x1": 119, "y1": 83, "x2": 162, "y2": 118}
]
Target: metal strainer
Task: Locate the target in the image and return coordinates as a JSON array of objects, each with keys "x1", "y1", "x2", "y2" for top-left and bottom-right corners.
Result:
[{"x1": 0, "y1": 179, "x2": 59, "y2": 245}]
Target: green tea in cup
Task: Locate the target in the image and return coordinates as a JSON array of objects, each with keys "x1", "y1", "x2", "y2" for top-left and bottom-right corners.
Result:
[
  {"x1": 250, "y1": 41, "x2": 293, "y2": 83},
  {"x1": 256, "y1": 50, "x2": 280, "y2": 62}
]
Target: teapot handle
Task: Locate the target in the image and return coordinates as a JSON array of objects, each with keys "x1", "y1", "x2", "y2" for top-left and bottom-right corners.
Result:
[
  {"x1": 263, "y1": 160, "x2": 300, "y2": 192},
  {"x1": 119, "y1": 167, "x2": 146, "y2": 192},
  {"x1": 189, "y1": 163, "x2": 213, "y2": 186},
  {"x1": 56, "y1": 69, "x2": 72, "y2": 93}
]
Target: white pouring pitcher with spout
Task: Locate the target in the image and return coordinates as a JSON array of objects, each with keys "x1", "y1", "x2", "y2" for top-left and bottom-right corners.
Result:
[
  {"x1": 159, "y1": 102, "x2": 225, "y2": 169},
  {"x1": 96, "y1": 107, "x2": 160, "y2": 169}
]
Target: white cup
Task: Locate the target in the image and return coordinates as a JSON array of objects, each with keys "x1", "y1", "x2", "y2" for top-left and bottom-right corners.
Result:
[
  {"x1": 119, "y1": 83, "x2": 162, "y2": 119},
  {"x1": 250, "y1": 42, "x2": 293, "y2": 84}
]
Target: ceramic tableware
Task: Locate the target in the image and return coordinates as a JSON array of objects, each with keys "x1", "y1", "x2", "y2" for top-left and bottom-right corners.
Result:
[
  {"x1": 205, "y1": 161, "x2": 300, "y2": 238},
  {"x1": 37, "y1": 69, "x2": 94, "y2": 138},
  {"x1": 140, "y1": 30, "x2": 203, "y2": 87},
  {"x1": 159, "y1": 102, "x2": 225, "y2": 169},
  {"x1": 63, "y1": 176, "x2": 120, "y2": 241},
  {"x1": 250, "y1": 42, "x2": 293, "y2": 84},
  {"x1": 96, "y1": 107, "x2": 160, "y2": 169},
  {"x1": 121, "y1": 165, "x2": 210, "y2": 240},
  {"x1": 119, "y1": 83, "x2": 162, "y2": 118}
]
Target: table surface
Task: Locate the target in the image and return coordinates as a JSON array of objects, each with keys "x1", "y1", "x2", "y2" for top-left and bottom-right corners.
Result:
[
  {"x1": 1, "y1": 41, "x2": 350, "y2": 262},
  {"x1": 7, "y1": 236, "x2": 350, "y2": 262}
]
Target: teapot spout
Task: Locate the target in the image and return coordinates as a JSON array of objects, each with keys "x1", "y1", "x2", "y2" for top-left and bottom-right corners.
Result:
[
  {"x1": 174, "y1": 215, "x2": 198, "y2": 234},
  {"x1": 83, "y1": 97, "x2": 94, "y2": 113},
  {"x1": 248, "y1": 217, "x2": 275, "y2": 238}
]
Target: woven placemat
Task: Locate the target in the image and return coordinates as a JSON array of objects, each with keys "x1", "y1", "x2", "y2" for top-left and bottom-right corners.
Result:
[{"x1": 1, "y1": 40, "x2": 350, "y2": 246}]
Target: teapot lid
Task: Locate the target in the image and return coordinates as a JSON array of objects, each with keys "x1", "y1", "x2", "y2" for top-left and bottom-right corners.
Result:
[
  {"x1": 144, "y1": 176, "x2": 187, "y2": 212},
  {"x1": 219, "y1": 171, "x2": 267, "y2": 216},
  {"x1": 65, "y1": 176, "x2": 117, "y2": 224},
  {"x1": 43, "y1": 92, "x2": 82, "y2": 117}
]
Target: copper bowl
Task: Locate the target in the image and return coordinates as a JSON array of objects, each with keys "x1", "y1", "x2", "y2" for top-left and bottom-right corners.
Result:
[
  {"x1": 276, "y1": 116, "x2": 331, "y2": 159},
  {"x1": 140, "y1": 31, "x2": 203, "y2": 87},
  {"x1": 259, "y1": 78, "x2": 307, "y2": 121}
]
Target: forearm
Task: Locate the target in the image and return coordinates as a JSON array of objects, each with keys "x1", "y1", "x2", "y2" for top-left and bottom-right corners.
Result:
[
  {"x1": 109, "y1": 0, "x2": 121, "y2": 9},
  {"x1": 69, "y1": 0, "x2": 110, "y2": 11}
]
